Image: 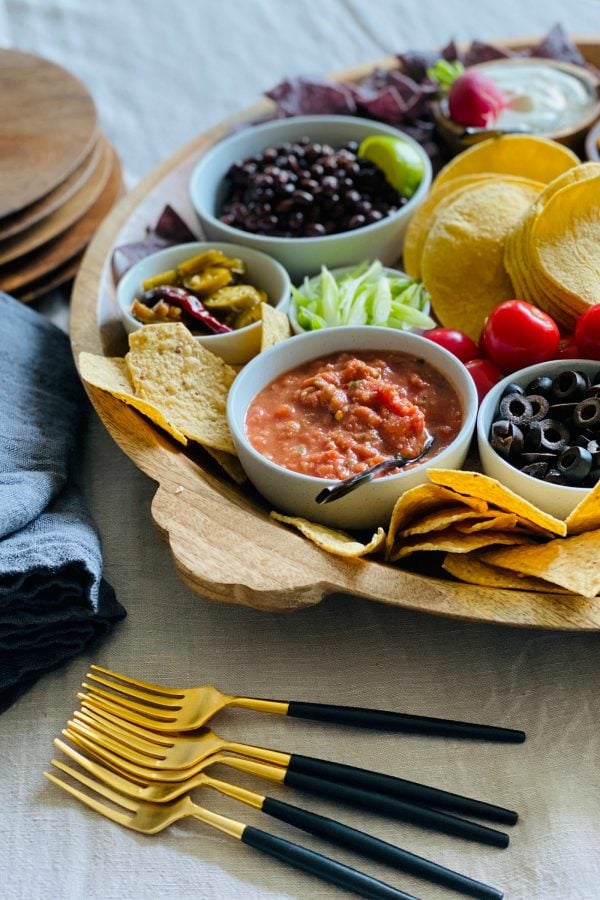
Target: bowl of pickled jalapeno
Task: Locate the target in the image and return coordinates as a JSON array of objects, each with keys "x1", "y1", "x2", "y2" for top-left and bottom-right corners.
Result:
[
  {"x1": 117, "y1": 242, "x2": 291, "y2": 365},
  {"x1": 477, "y1": 359, "x2": 600, "y2": 518}
]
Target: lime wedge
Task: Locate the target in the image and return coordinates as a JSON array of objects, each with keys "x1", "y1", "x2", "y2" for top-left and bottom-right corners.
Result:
[{"x1": 358, "y1": 135, "x2": 425, "y2": 198}]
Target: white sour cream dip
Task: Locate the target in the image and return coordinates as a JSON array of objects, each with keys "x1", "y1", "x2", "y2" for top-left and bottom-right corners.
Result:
[{"x1": 481, "y1": 60, "x2": 594, "y2": 132}]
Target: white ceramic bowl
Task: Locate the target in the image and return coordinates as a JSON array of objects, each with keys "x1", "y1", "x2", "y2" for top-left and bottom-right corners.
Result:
[
  {"x1": 288, "y1": 263, "x2": 431, "y2": 336},
  {"x1": 478, "y1": 359, "x2": 600, "y2": 520},
  {"x1": 189, "y1": 115, "x2": 432, "y2": 282},
  {"x1": 227, "y1": 326, "x2": 478, "y2": 530},
  {"x1": 117, "y1": 241, "x2": 291, "y2": 366}
]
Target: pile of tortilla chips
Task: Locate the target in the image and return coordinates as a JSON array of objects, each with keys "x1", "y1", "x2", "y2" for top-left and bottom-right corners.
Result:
[
  {"x1": 79, "y1": 304, "x2": 290, "y2": 484},
  {"x1": 274, "y1": 468, "x2": 600, "y2": 599},
  {"x1": 403, "y1": 134, "x2": 593, "y2": 338}
]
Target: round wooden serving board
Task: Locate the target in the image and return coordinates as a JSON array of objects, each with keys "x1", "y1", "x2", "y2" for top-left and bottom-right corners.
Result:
[
  {"x1": 71, "y1": 37, "x2": 600, "y2": 629},
  {"x1": 0, "y1": 50, "x2": 98, "y2": 218}
]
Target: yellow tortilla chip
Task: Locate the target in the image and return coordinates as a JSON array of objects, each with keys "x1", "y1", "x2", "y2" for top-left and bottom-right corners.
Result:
[
  {"x1": 433, "y1": 134, "x2": 578, "y2": 190},
  {"x1": 421, "y1": 179, "x2": 543, "y2": 340},
  {"x1": 427, "y1": 470, "x2": 567, "y2": 536},
  {"x1": 481, "y1": 531, "x2": 600, "y2": 598},
  {"x1": 442, "y1": 553, "x2": 571, "y2": 593},
  {"x1": 204, "y1": 448, "x2": 247, "y2": 484},
  {"x1": 271, "y1": 512, "x2": 385, "y2": 558},
  {"x1": 389, "y1": 527, "x2": 532, "y2": 562},
  {"x1": 402, "y1": 174, "x2": 495, "y2": 278},
  {"x1": 399, "y1": 507, "x2": 507, "y2": 538},
  {"x1": 454, "y1": 513, "x2": 518, "y2": 533},
  {"x1": 260, "y1": 302, "x2": 291, "y2": 352},
  {"x1": 126, "y1": 323, "x2": 237, "y2": 454},
  {"x1": 79, "y1": 352, "x2": 188, "y2": 445},
  {"x1": 564, "y1": 481, "x2": 600, "y2": 535},
  {"x1": 386, "y1": 483, "x2": 488, "y2": 556}
]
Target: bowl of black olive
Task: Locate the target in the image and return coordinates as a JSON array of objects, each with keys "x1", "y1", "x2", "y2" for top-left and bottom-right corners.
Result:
[
  {"x1": 189, "y1": 115, "x2": 431, "y2": 281},
  {"x1": 478, "y1": 359, "x2": 600, "y2": 519}
]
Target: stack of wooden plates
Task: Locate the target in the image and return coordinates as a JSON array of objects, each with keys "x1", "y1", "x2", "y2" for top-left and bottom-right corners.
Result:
[{"x1": 0, "y1": 49, "x2": 123, "y2": 302}]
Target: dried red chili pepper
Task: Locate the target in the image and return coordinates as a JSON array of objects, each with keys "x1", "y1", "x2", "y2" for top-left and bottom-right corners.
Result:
[{"x1": 139, "y1": 286, "x2": 232, "y2": 334}]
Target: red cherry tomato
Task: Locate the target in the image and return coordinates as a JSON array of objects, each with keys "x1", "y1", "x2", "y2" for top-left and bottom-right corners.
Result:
[
  {"x1": 574, "y1": 305, "x2": 600, "y2": 360},
  {"x1": 465, "y1": 358, "x2": 503, "y2": 404},
  {"x1": 480, "y1": 300, "x2": 560, "y2": 373},
  {"x1": 423, "y1": 327, "x2": 479, "y2": 363}
]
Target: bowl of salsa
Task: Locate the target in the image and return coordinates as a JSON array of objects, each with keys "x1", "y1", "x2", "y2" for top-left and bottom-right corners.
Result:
[{"x1": 227, "y1": 326, "x2": 478, "y2": 529}]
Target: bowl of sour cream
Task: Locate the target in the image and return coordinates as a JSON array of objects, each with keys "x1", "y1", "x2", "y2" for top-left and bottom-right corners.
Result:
[{"x1": 434, "y1": 58, "x2": 600, "y2": 152}]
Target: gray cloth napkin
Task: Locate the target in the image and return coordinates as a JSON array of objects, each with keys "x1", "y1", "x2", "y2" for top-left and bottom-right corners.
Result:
[{"x1": 0, "y1": 292, "x2": 126, "y2": 713}]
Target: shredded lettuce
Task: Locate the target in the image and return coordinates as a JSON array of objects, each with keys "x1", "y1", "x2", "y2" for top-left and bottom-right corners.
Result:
[{"x1": 291, "y1": 261, "x2": 435, "y2": 332}]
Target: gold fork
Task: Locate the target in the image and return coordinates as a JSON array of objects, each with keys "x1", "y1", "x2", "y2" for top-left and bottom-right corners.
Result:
[
  {"x1": 83, "y1": 664, "x2": 525, "y2": 742},
  {"x1": 44, "y1": 759, "x2": 417, "y2": 900},
  {"x1": 64, "y1": 704, "x2": 511, "y2": 848},
  {"x1": 52, "y1": 738, "x2": 502, "y2": 900},
  {"x1": 77, "y1": 695, "x2": 518, "y2": 828}
]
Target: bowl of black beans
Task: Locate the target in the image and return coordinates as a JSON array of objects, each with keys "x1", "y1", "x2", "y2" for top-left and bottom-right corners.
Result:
[
  {"x1": 478, "y1": 359, "x2": 600, "y2": 518},
  {"x1": 189, "y1": 115, "x2": 432, "y2": 281}
]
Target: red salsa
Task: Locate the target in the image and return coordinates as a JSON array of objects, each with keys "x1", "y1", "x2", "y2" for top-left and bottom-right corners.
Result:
[{"x1": 246, "y1": 351, "x2": 463, "y2": 480}]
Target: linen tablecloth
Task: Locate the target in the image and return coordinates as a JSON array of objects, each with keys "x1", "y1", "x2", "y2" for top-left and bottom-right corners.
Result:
[{"x1": 2, "y1": 2, "x2": 600, "y2": 898}]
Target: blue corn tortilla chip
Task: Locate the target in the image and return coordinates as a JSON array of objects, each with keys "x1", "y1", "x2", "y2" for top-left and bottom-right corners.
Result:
[{"x1": 112, "y1": 205, "x2": 198, "y2": 282}]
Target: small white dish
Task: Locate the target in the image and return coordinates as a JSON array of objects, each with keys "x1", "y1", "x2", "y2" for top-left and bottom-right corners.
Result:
[
  {"x1": 117, "y1": 241, "x2": 291, "y2": 366},
  {"x1": 189, "y1": 115, "x2": 432, "y2": 282},
  {"x1": 227, "y1": 326, "x2": 478, "y2": 530},
  {"x1": 478, "y1": 359, "x2": 600, "y2": 520}
]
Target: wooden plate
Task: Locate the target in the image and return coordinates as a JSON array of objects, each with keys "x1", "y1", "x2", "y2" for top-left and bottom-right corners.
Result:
[
  {"x1": 0, "y1": 138, "x2": 104, "y2": 242},
  {"x1": 15, "y1": 252, "x2": 83, "y2": 303},
  {"x1": 0, "y1": 136, "x2": 113, "y2": 265},
  {"x1": 0, "y1": 148, "x2": 123, "y2": 294},
  {"x1": 70, "y1": 37, "x2": 600, "y2": 630},
  {"x1": 0, "y1": 50, "x2": 98, "y2": 218}
]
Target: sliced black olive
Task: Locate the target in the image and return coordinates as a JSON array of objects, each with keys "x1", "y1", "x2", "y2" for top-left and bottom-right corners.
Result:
[
  {"x1": 584, "y1": 468, "x2": 600, "y2": 487},
  {"x1": 523, "y1": 420, "x2": 543, "y2": 450},
  {"x1": 521, "y1": 462, "x2": 549, "y2": 479},
  {"x1": 593, "y1": 369, "x2": 600, "y2": 385},
  {"x1": 499, "y1": 393, "x2": 533, "y2": 425},
  {"x1": 544, "y1": 468, "x2": 565, "y2": 484},
  {"x1": 489, "y1": 420, "x2": 524, "y2": 459},
  {"x1": 573, "y1": 397, "x2": 600, "y2": 429},
  {"x1": 548, "y1": 402, "x2": 577, "y2": 421},
  {"x1": 538, "y1": 419, "x2": 571, "y2": 453},
  {"x1": 584, "y1": 384, "x2": 600, "y2": 399},
  {"x1": 587, "y1": 439, "x2": 600, "y2": 465},
  {"x1": 525, "y1": 394, "x2": 550, "y2": 421},
  {"x1": 501, "y1": 382, "x2": 525, "y2": 399},
  {"x1": 520, "y1": 452, "x2": 557, "y2": 465},
  {"x1": 551, "y1": 370, "x2": 588, "y2": 402},
  {"x1": 525, "y1": 376, "x2": 553, "y2": 398},
  {"x1": 577, "y1": 371, "x2": 591, "y2": 389},
  {"x1": 557, "y1": 445, "x2": 593, "y2": 485}
]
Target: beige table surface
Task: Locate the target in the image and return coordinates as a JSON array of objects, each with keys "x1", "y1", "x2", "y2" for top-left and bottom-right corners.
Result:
[{"x1": 2, "y1": 2, "x2": 600, "y2": 898}]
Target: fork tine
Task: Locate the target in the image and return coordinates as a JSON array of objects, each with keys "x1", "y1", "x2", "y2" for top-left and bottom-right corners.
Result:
[
  {"x1": 83, "y1": 677, "x2": 182, "y2": 710},
  {"x1": 44, "y1": 770, "x2": 133, "y2": 828},
  {"x1": 89, "y1": 664, "x2": 185, "y2": 698},
  {"x1": 54, "y1": 738, "x2": 150, "y2": 796},
  {"x1": 50, "y1": 758, "x2": 141, "y2": 811},
  {"x1": 79, "y1": 699, "x2": 177, "y2": 746},
  {"x1": 66, "y1": 718, "x2": 169, "y2": 767},
  {"x1": 79, "y1": 687, "x2": 180, "y2": 725},
  {"x1": 62, "y1": 728, "x2": 194, "y2": 783},
  {"x1": 74, "y1": 708, "x2": 173, "y2": 757}
]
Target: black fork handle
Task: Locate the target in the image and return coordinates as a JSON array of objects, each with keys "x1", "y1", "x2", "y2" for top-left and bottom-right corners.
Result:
[
  {"x1": 282, "y1": 769, "x2": 509, "y2": 848},
  {"x1": 287, "y1": 700, "x2": 525, "y2": 743},
  {"x1": 242, "y1": 826, "x2": 418, "y2": 899},
  {"x1": 261, "y1": 796, "x2": 503, "y2": 899},
  {"x1": 286, "y1": 752, "x2": 518, "y2": 826}
]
